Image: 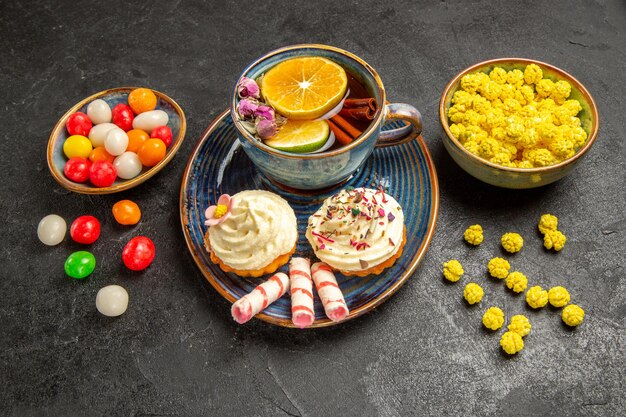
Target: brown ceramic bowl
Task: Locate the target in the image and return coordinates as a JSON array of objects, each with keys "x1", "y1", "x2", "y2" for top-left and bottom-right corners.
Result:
[{"x1": 439, "y1": 58, "x2": 599, "y2": 188}]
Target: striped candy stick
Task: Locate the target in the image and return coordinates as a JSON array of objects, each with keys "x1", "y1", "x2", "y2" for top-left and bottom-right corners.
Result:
[
  {"x1": 289, "y1": 257, "x2": 314, "y2": 328},
  {"x1": 231, "y1": 272, "x2": 290, "y2": 324},
  {"x1": 311, "y1": 262, "x2": 349, "y2": 322}
]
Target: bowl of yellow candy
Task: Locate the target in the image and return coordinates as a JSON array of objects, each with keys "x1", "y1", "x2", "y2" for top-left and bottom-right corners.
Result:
[{"x1": 439, "y1": 58, "x2": 599, "y2": 189}]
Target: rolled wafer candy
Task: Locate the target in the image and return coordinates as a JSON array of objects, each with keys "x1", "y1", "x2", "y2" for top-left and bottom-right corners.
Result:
[
  {"x1": 231, "y1": 272, "x2": 289, "y2": 324},
  {"x1": 289, "y1": 257, "x2": 314, "y2": 328},
  {"x1": 311, "y1": 262, "x2": 349, "y2": 322}
]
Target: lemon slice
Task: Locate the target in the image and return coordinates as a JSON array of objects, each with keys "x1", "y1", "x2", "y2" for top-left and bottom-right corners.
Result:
[
  {"x1": 264, "y1": 119, "x2": 330, "y2": 153},
  {"x1": 261, "y1": 57, "x2": 348, "y2": 120}
]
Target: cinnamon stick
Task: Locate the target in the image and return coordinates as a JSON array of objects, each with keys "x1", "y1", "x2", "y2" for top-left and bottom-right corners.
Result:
[
  {"x1": 328, "y1": 119, "x2": 353, "y2": 145},
  {"x1": 339, "y1": 106, "x2": 375, "y2": 121},
  {"x1": 330, "y1": 115, "x2": 362, "y2": 139},
  {"x1": 343, "y1": 98, "x2": 377, "y2": 112}
]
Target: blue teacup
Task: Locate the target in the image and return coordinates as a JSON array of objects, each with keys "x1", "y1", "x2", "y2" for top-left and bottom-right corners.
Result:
[{"x1": 231, "y1": 44, "x2": 423, "y2": 190}]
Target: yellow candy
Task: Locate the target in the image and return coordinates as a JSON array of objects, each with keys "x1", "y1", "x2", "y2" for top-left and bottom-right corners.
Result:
[
  {"x1": 443, "y1": 259, "x2": 464, "y2": 282},
  {"x1": 526, "y1": 286, "x2": 549, "y2": 309},
  {"x1": 548, "y1": 286, "x2": 570, "y2": 307},
  {"x1": 508, "y1": 315, "x2": 531, "y2": 337},
  {"x1": 501, "y1": 232, "x2": 524, "y2": 253},
  {"x1": 464, "y1": 282, "x2": 484, "y2": 304},
  {"x1": 524, "y1": 64, "x2": 543, "y2": 85},
  {"x1": 562, "y1": 304, "x2": 585, "y2": 327},
  {"x1": 487, "y1": 257, "x2": 510, "y2": 279},
  {"x1": 482, "y1": 307, "x2": 505, "y2": 330},
  {"x1": 544, "y1": 229, "x2": 567, "y2": 251},
  {"x1": 63, "y1": 135, "x2": 93, "y2": 159},
  {"x1": 506, "y1": 271, "x2": 528, "y2": 293},
  {"x1": 500, "y1": 331, "x2": 524, "y2": 354},
  {"x1": 464, "y1": 224, "x2": 484, "y2": 246}
]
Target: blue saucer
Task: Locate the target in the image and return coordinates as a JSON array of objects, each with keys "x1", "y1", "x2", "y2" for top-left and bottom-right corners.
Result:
[{"x1": 180, "y1": 110, "x2": 439, "y2": 327}]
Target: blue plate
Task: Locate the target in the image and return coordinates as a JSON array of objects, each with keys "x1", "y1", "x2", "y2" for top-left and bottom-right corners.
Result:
[{"x1": 180, "y1": 110, "x2": 439, "y2": 327}]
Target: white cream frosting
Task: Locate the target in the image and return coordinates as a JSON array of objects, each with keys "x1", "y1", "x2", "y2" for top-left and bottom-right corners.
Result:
[
  {"x1": 208, "y1": 190, "x2": 297, "y2": 270},
  {"x1": 306, "y1": 187, "x2": 404, "y2": 271}
]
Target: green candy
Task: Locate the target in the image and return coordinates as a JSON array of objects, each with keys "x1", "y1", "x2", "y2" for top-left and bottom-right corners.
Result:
[{"x1": 64, "y1": 251, "x2": 96, "y2": 279}]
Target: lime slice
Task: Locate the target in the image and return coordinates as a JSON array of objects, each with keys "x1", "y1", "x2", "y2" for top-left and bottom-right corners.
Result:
[{"x1": 264, "y1": 119, "x2": 330, "y2": 153}]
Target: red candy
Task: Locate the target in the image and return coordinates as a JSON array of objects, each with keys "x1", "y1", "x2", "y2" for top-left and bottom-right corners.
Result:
[
  {"x1": 89, "y1": 160, "x2": 117, "y2": 187},
  {"x1": 150, "y1": 126, "x2": 173, "y2": 148},
  {"x1": 66, "y1": 112, "x2": 93, "y2": 136},
  {"x1": 122, "y1": 236, "x2": 155, "y2": 271},
  {"x1": 70, "y1": 215, "x2": 101, "y2": 244},
  {"x1": 64, "y1": 157, "x2": 91, "y2": 183},
  {"x1": 111, "y1": 104, "x2": 135, "y2": 131}
]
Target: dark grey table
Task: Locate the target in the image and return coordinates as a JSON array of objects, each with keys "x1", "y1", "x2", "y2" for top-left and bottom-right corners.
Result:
[{"x1": 2, "y1": 1, "x2": 624, "y2": 416}]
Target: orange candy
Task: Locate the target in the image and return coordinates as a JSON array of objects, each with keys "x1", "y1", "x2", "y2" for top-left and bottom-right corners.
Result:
[
  {"x1": 137, "y1": 138, "x2": 166, "y2": 167},
  {"x1": 127, "y1": 129, "x2": 149, "y2": 153},
  {"x1": 128, "y1": 88, "x2": 157, "y2": 114},
  {"x1": 112, "y1": 200, "x2": 141, "y2": 225},
  {"x1": 89, "y1": 146, "x2": 115, "y2": 164}
]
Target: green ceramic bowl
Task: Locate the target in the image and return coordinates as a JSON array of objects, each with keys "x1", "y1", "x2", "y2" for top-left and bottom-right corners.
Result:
[{"x1": 439, "y1": 58, "x2": 599, "y2": 189}]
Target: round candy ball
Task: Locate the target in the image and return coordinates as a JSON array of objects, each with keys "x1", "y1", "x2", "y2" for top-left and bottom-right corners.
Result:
[
  {"x1": 114, "y1": 152, "x2": 142, "y2": 179},
  {"x1": 37, "y1": 214, "x2": 66, "y2": 246},
  {"x1": 88, "y1": 122, "x2": 117, "y2": 147},
  {"x1": 111, "y1": 103, "x2": 135, "y2": 131},
  {"x1": 122, "y1": 236, "x2": 155, "y2": 271},
  {"x1": 70, "y1": 215, "x2": 101, "y2": 244},
  {"x1": 104, "y1": 128, "x2": 129, "y2": 156},
  {"x1": 126, "y1": 129, "x2": 149, "y2": 153},
  {"x1": 63, "y1": 135, "x2": 93, "y2": 159},
  {"x1": 64, "y1": 157, "x2": 91, "y2": 183},
  {"x1": 89, "y1": 146, "x2": 115, "y2": 164},
  {"x1": 89, "y1": 160, "x2": 117, "y2": 187},
  {"x1": 66, "y1": 112, "x2": 93, "y2": 136},
  {"x1": 137, "y1": 138, "x2": 166, "y2": 167},
  {"x1": 64, "y1": 251, "x2": 96, "y2": 279},
  {"x1": 96, "y1": 285, "x2": 129, "y2": 317},
  {"x1": 112, "y1": 200, "x2": 141, "y2": 225},
  {"x1": 86, "y1": 99, "x2": 112, "y2": 124},
  {"x1": 132, "y1": 110, "x2": 168, "y2": 134},
  {"x1": 128, "y1": 88, "x2": 157, "y2": 114},
  {"x1": 150, "y1": 126, "x2": 173, "y2": 148}
]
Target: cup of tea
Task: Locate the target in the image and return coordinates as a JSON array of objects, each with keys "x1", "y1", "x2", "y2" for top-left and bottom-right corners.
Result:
[{"x1": 231, "y1": 44, "x2": 423, "y2": 190}]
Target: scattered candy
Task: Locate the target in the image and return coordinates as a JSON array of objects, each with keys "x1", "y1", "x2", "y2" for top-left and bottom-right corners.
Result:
[
  {"x1": 88, "y1": 146, "x2": 115, "y2": 163},
  {"x1": 538, "y1": 214, "x2": 558, "y2": 234},
  {"x1": 548, "y1": 286, "x2": 570, "y2": 308},
  {"x1": 88, "y1": 122, "x2": 117, "y2": 147},
  {"x1": 464, "y1": 224, "x2": 484, "y2": 245},
  {"x1": 132, "y1": 109, "x2": 168, "y2": 134},
  {"x1": 505, "y1": 271, "x2": 528, "y2": 293},
  {"x1": 508, "y1": 314, "x2": 531, "y2": 337},
  {"x1": 70, "y1": 215, "x2": 101, "y2": 244},
  {"x1": 112, "y1": 200, "x2": 141, "y2": 225},
  {"x1": 89, "y1": 160, "x2": 117, "y2": 187},
  {"x1": 126, "y1": 129, "x2": 149, "y2": 153},
  {"x1": 150, "y1": 125, "x2": 173, "y2": 147},
  {"x1": 442, "y1": 259, "x2": 464, "y2": 282},
  {"x1": 122, "y1": 236, "x2": 155, "y2": 271},
  {"x1": 487, "y1": 257, "x2": 510, "y2": 279},
  {"x1": 501, "y1": 232, "x2": 524, "y2": 253},
  {"x1": 113, "y1": 151, "x2": 142, "y2": 179},
  {"x1": 104, "y1": 128, "x2": 129, "y2": 156},
  {"x1": 63, "y1": 157, "x2": 91, "y2": 183},
  {"x1": 137, "y1": 138, "x2": 166, "y2": 167},
  {"x1": 500, "y1": 331, "x2": 524, "y2": 354},
  {"x1": 128, "y1": 88, "x2": 157, "y2": 114},
  {"x1": 562, "y1": 304, "x2": 585, "y2": 327},
  {"x1": 482, "y1": 306, "x2": 504, "y2": 330},
  {"x1": 526, "y1": 285, "x2": 549, "y2": 309},
  {"x1": 111, "y1": 103, "x2": 134, "y2": 131},
  {"x1": 544, "y1": 229, "x2": 566, "y2": 251},
  {"x1": 66, "y1": 112, "x2": 92, "y2": 136},
  {"x1": 63, "y1": 135, "x2": 92, "y2": 159},
  {"x1": 64, "y1": 250, "x2": 96, "y2": 279},
  {"x1": 96, "y1": 285, "x2": 129, "y2": 317},
  {"x1": 37, "y1": 214, "x2": 66, "y2": 246},
  {"x1": 463, "y1": 282, "x2": 483, "y2": 304},
  {"x1": 86, "y1": 99, "x2": 112, "y2": 124}
]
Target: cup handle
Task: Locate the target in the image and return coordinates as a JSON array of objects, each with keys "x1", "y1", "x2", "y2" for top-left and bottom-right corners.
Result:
[{"x1": 376, "y1": 103, "x2": 423, "y2": 148}]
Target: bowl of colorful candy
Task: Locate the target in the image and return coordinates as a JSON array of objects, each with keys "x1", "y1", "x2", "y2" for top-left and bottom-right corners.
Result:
[
  {"x1": 47, "y1": 87, "x2": 186, "y2": 194},
  {"x1": 439, "y1": 58, "x2": 599, "y2": 189}
]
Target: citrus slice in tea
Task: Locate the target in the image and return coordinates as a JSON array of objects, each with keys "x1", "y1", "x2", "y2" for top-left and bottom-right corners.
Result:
[
  {"x1": 264, "y1": 119, "x2": 330, "y2": 153},
  {"x1": 261, "y1": 57, "x2": 348, "y2": 120}
]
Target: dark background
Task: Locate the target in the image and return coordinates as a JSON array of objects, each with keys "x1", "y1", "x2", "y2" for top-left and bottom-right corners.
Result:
[{"x1": 1, "y1": 0, "x2": 624, "y2": 416}]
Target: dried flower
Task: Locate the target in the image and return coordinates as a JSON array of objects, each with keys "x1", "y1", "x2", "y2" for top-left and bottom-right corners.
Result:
[
  {"x1": 237, "y1": 98, "x2": 259, "y2": 118},
  {"x1": 204, "y1": 194, "x2": 232, "y2": 227},
  {"x1": 254, "y1": 105, "x2": 275, "y2": 121},
  {"x1": 255, "y1": 118, "x2": 277, "y2": 139},
  {"x1": 237, "y1": 77, "x2": 260, "y2": 99}
]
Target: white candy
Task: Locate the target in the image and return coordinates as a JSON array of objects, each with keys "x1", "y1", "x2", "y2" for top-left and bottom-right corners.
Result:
[
  {"x1": 86, "y1": 99, "x2": 112, "y2": 124},
  {"x1": 88, "y1": 122, "x2": 117, "y2": 147},
  {"x1": 104, "y1": 128, "x2": 129, "y2": 156},
  {"x1": 37, "y1": 214, "x2": 66, "y2": 246},
  {"x1": 96, "y1": 285, "x2": 129, "y2": 317},
  {"x1": 114, "y1": 152, "x2": 143, "y2": 179},
  {"x1": 132, "y1": 110, "x2": 168, "y2": 134}
]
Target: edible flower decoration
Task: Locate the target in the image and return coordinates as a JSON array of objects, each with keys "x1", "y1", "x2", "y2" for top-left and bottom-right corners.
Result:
[
  {"x1": 237, "y1": 77, "x2": 260, "y2": 99},
  {"x1": 204, "y1": 194, "x2": 232, "y2": 227}
]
